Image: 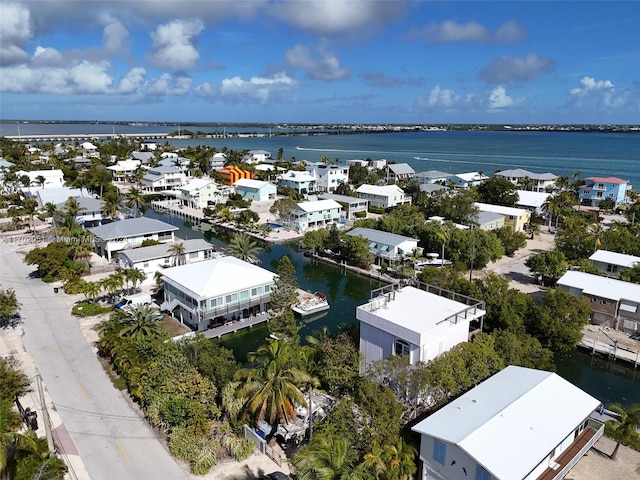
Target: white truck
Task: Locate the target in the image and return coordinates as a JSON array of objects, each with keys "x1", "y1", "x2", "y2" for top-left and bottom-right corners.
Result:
[{"x1": 115, "y1": 292, "x2": 152, "y2": 310}]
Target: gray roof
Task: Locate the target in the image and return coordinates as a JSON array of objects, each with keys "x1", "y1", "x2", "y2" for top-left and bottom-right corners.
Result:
[
  {"x1": 89, "y1": 217, "x2": 178, "y2": 239},
  {"x1": 56, "y1": 196, "x2": 103, "y2": 212},
  {"x1": 119, "y1": 239, "x2": 213, "y2": 263},
  {"x1": 142, "y1": 173, "x2": 162, "y2": 182},
  {"x1": 387, "y1": 163, "x2": 415, "y2": 175},
  {"x1": 496, "y1": 168, "x2": 557, "y2": 181},
  {"x1": 415, "y1": 170, "x2": 453, "y2": 179},
  {"x1": 419, "y1": 183, "x2": 447, "y2": 193},
  {"x1": 130, "y1": 151, "x2": 154, "y2": 161},
  {"x1": 475, "y1": 211, "x2": 504, "y2": 225},
  {"x1": 149, "y1": 165, "x2": 184, "y2": 173},
  {"x1": 318, "y1": 193, "x2": 367, "y2": 205},
  {"x1": 346, "y1": 227, "x2": 418, "y2": 247}
]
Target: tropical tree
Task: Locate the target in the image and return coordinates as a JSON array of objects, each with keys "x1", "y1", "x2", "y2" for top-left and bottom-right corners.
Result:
[
  {"x1": 234, "y1": 340, "x2": 314, "y2": 442},
  {"x1": 125, "y1": 187, "x2": 146, "y2": 217},
  {"x1": 124, "y1": 268, "x2": 146, "y2": 294},
  {"x1": 169, "y1": 242, "x2": 187, "y2": 266},
  {"x1": 606, "y1": 404, "x2": 640, "y2": 460},
  {"x1": 101, "y1": 190, "x2": 120, "y2": 220},
  {"x1": 292, "y1": 433, "x2": 359, "y2": 480},
  {"x1": 226, "y1": 233, "x2": 262, "y2": 264},
  {"x1": 43, "y1": 202, "x2": 58, "y2": 221},
  {"x1": 436, "y1": 222, "x2": 453, "y2": 263},
  {"x1": 116, "y1": 304, "x2": 164, "y2": 340},
  {"x1": 63, "y1": 196, "x2": 86, "y2": 218},
  {"x1": 22, "y1": 198, "x2": 38, "y2": 233},
  {"x1": 81, "y1": 281, "x2": 102, "y2": 302}
]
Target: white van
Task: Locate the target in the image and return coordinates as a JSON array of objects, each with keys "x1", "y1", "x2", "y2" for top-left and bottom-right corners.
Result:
[{"x1": 115, "y1": 292, "x2": 152, "y2": 310}]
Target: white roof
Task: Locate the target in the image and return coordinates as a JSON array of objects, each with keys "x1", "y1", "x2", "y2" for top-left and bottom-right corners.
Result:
[
  {"x1": 279, "y1": 170, "x2": 316, "y2": 183},
  {"x1": 356, "y1": 184, "x2": 404, "y2": 196},
  {"x1": 358, "y1": 286, "x2": 482, "y2": 339},
  {"x1": 119, "y1": 239, "x2": 213, "y2": 263},
  {"x1": 235, "y1": 178, "x2": 275, "y2": 190},
  {"x1": 180, "y1": 178, "x2": 214, "y2": 193},
  {"x1": 160, "y1": 256, "x2": 276, "y2": 299},
  {"x1": 557, "y1": 270, "x2": 640, "y2": 301},
  {"x1": 296, "y1": 199, "x2": 342, "y2": 213},
  {"x1": 347, "y1": 227, "x2": 417, "y2": 247},
  {"x1": 455, "y1": 171, "x2": 488, "y2": 182},
  {"x1": 589, "y1": 249, "x2": 640, "y2": 269},
  {"x1": 17, "y1": 169, "x2": 64, "y2": 179},
  {"x1": 412, "y1": 366, "x2": 600, "y2": 480},
  {"x1": 516, "y1": 190, "x2": 550, "y2": 208},
  {"x1": 475, "y1": 202, "x2": 529, "y2": 217},
  {"x1": 107, "y1": 159, "x2": 141, "y2": 172}
]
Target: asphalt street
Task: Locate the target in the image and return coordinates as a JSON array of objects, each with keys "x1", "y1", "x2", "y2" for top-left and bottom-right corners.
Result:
[{"x1": 1, "y1": 242, "x2": 187, "y2": 480}]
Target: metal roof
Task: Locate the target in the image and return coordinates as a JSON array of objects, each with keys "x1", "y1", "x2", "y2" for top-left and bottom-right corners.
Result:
[
  {"x1": 356, "y1": 184, "x2": 404, "y2": 196},
  {"x1": 347, "y1": 227, "x2": 417, "y2": 247},
  {"x1": 89, "y1": 217, "x2": 178, "y2": 239},
  {"x1": 119, "y1": 239, "x2": 213, "y2": 263},
  {"x1": 387, "y1": 163, "x2": 415, "y2": 175},
  {"x1": 516, "y1": 190, "x2": 551, "y2": 208},
  {"x1": 160, "y1": 256, "x2": 276, "y2": 299},
  {"x1": 589, "y1": 250, "x2": 640, "y2": 268},
  {"x1": 557, "y1": 270, "x2": 640, "y2": 301},
  {"x1": 412, "y1": 366, "x2": 600, "y2": 480},
  {"x1": 475, "y1": 202, "x2": 529, "y2": 217},
  {"x1": 295, "y1": 199, "x2": 342, "y2": 213}
]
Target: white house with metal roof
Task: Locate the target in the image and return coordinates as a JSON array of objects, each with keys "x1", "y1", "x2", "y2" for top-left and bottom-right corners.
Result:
[
  {"x1": 318, "y1": 193, "x2": 368, "y2": 220},
  {"x1": 386, "y1": 163, "x2": 415, "y2": 183},
  {"x1": 451, "y1": 172, "x2": 488, "y2": 189},
  {"x1": 346, "y1": 227, "x2": 418, "y2": 262},
  {"x1": 515, "y1": 190, "x2": 551, "y2": 215},
  {"x1": 55, "y1": 196, "x2": 104, "y2": 228},
  {"x1": 16, "y1": 169, "x2": 64, "y2": 194},
  {"x1": 159, "y1": 256, "x2": 277, "y2": 332},
  {"x1": 475, "y1": 202, "x2": 531, "y2": 233},
  {"x1": 288, "y1": 199, "x2": 342, "y2": 231},
  {"x1": 179, "y1": 178, "x2": 219, "y2": 208},
  {"x1": 277, "y1": 170, "x2": 317, "y2": 195},
  {"x1": 118, "y1": 239, "x2": 218, "y2": 285},
  {"x1": 412, "y1": 365, "x2": 603, "y2": 480},
  {"x1": 589, "y1": 249, "x2": 640, "y2": 276},
  {"x1": 495, "y1": 168, "x2": 558, "y2": 192},
  {"x1": 474, "y1": 211, "x2": 505, "y2": 231},
  {"x1": 142, "y1": 166, "x2": 188, "y2": 191},
  {"x1": 107, "y1": 159, "x2": 141, "y2": 181},
  {"x1": 357, "y1": 284, "x2": 485, "y2": 367},
  {"x1": 557, "y1": 270, "x2": 640, "y2": 333},
  {"x1": 242, "y1": 149, "x2": 272, "y2": 165},
  {"x1": 356, "y1": 184, "x2": 410, "y2": 209},
  {"x1": 235, "y1": 179, "x2": 277, "y2": 201},
  {"x1": 89, "y1": 217, "x2": 178, "y2": 261},
  {"x1": 415, "y1": 170, "x2": 454, "y2": 184},
  {"x1": 36, "y1": 187, "x2": 91, "y2": 208}
]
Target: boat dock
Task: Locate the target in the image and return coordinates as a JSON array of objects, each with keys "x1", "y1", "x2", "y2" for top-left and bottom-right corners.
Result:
[
  {"x1": 578, "y1": 325, "x2": 640, "y2": 367},
  {"x1": 201, "y1": 311, "x2": 271, "y2": 339}
]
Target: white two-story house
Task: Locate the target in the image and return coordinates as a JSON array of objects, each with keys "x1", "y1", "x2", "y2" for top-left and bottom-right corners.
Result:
[
  {"x1": 305, "y1": 163, "x2": 349, "y2": 193},
  {"x1": 142, "y1": 166, "x2": 188, "y2": 191},
  {"x1": 356, "y1": 184, "x2": 410, "y2": 209},
  {"x1": 412, "y1": 366, "x2": 603, "y2": 480},
  {"x1": 179, "y1": 179, "x2": 219, "y2": 208},
  {"x1": 288, "y1": 199, "x2": 342, "y2": 231},
  {"x1": 346, "y1": 227, "x2": 418, "y2": 263},
  {"x1": 278, "y1": 170, "x2": 317, "y2": 195},
  {"x1": 160, "y1": 256, "x2": 277, "y2": 332}
]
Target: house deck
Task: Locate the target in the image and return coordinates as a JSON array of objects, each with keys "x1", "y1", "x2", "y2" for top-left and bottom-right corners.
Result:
[{"x1": 537, "y1": 426, "x2": 599, "y2": 480}]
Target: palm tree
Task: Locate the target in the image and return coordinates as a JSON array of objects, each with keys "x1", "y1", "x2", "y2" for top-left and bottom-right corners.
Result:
[
  {"x1": 520, "y1": 176, "x2": 533, "y2": 191},
  {"x1": 382, "y1": 438, "x2": 417, "y2": 480},
  {"x1": 607, "y1": 404, "x2": 640, "y2": 460},
  {"x1": 234, "y1": 340, "x2": 314, "y2": 442},
  {"x1": 292, "y1": 433, "x2": 358, "y2": 480},
  {"x1": 436, "y1": 222, "x2": 452, "y2": 264},
  {"x1": 21, "y1": 198, "x2": 38, "y2": 233},
  {"x1": 101, "y1": 190, "x2": 120, "y2": 220},
  {"x1": 82, "y1": 281, "x2": 102, "y2": 302},
  {"x1": 43, "y1": 202, "x2": 58, "y2": 221},
  {"x1": 116, "y1": 304, "x2": 164, "y2": 340},
  {"x1": 226, "y1": 232, "x2": 263, "y2": 264},
  {"x1": 168, "y1": 242, "x2": 186, "y2": 266},
  {"x1": 124, "y1": 268, "x2": 146, "y2": 294},
  {"x1": 63, "y1": 196, "x2": 86, "y2": 218},
  {"x1": 125, "y1": 187, "x2": 146, "y2": 218}
]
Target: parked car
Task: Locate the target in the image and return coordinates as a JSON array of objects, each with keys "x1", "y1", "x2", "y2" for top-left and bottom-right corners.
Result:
[{"x1": 258, "y1": 472, "x2": 289, "y2": 480}]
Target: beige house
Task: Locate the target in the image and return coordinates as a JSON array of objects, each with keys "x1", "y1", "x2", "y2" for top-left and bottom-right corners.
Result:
[{"x1": 475, "y1": 202, "x2": 531, "y2": 233}]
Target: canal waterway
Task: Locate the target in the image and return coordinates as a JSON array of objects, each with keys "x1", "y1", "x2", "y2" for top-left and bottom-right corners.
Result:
[{"x1": 146, "y1": 209, "x2": 640, "y2": 409}]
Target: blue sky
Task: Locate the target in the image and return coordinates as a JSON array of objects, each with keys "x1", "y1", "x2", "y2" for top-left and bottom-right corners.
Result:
[{"x1": 0, "y1": 0, "x2": 638, "y2": 124}]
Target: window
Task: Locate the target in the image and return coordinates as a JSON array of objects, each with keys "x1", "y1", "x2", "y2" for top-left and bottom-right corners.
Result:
[
  {"x1": 264, "y1": 284, "x2": 271, "y2": 293},
  {"x1": 209, "y1": 297, "x2": 223, "y2": 309},
  {"x1": 251, "y1": 286, "x2": 263, "y2": 296},
  {"x1": 225, "y1": 293, "x2": 238, "y2": 304},
  {"x1": 240, "y1": 290, "x2": 249, "y2": 300},
  {"x1": 475, "y1": 465, "x2": 490, "y2": 480},
  {"x1": 395, "y1": 339, "x2": 410, "y2": 357},
  {"x1": 189, "y1": 252, "x2": 199, "y2": 259},
  {"x1": 606, "y1": 264, "x2": 618, "y2": 273},
  {"x1": 432, "y1": 440, "x2": 446, "y2": 465},
  {"x1": 143, "y1": 262, "x2": 149, "y2": 267}
]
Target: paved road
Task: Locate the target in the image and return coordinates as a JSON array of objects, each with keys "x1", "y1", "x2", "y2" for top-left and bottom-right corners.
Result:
[{"x1": 0, "y1": 243, "x2": 187, "y2": 480}]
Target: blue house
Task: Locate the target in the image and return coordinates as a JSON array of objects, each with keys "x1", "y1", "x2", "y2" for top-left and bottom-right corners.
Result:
[
  {"x1": 235, "y1": 179, "x2": 277, "y2": 201},
  {"x1": 579, "y1": 176, "x2": 629, "y2": 208}
]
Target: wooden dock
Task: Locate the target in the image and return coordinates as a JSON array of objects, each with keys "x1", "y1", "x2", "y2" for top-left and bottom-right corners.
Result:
[
  {"x1": 578, "y1": 326, "x2": 640, "y2": 367},
  {"x1": 201, "y1": 312, "x2": 271, "y2": 339}
]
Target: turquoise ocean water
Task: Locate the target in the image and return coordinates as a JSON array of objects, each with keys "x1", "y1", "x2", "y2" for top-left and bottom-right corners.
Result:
[{"x1": 2, "y1": 122, "x2": 639, "y2": 187}]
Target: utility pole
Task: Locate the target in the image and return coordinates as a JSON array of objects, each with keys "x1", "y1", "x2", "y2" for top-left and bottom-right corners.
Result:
[
  {"x1": 36, "y1": 374, "x2": 55, "y2": 453},
  {"x1": 308, "y1": 385, "x2": 313, "y2": 440}
]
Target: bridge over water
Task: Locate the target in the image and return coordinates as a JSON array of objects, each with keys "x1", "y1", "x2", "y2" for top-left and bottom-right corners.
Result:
[{"x1": 3, "y1": 133, "x2": 169, "y2": 142}]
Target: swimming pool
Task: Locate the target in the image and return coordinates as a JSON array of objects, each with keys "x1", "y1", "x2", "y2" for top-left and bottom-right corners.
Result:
[{"x1": 265, "y1": 222, "x2": 282, "y2": 229}]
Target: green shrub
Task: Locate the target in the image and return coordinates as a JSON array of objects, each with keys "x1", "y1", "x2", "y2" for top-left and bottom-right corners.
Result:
[
  {"x1": 354, "y1": 210, "x2": 367, "y2": 218},
  {"x1": 368, "y1": 205, "x2": 385, "y2": 214},
  {"x1": 72, "y1": 302, "x2": 113, "y2": 316}
]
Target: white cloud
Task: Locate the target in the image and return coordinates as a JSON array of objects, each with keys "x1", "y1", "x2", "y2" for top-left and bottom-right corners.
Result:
[
  {"x1": 147, "y1": 19, "x2": 204, "y2": 71},
  {"x1": 197, "y1": 72, "x2": 297, "y2": 104},
  {"x1": 570, "y1": 76, "x2": 614, "y2": 96},
  {"x1": 407, "y1": 20, "x2": 525, "y2": 44},
  {"x1": 488, "y1": 86, "x2": 514, "y2": 109},
  {"x1": 416, "y1": 85, "x2": 462, "y2": 110},
  {"x1": 0, "y1": 2, "x2": 32, "y2": 65},
  {"x1": 480, "y1": 54, "x2": 555, "y2": 85},
  {"x1": 285, "y1": 45, "x2": 350, "y2": 81},
  {"x1": 272, "y1": 0, "x2": 403, "y2": 35},
  {"x1": 141, "y1": 73, "x2": 192, "y2": 95},
  {"x1": 68, "y1": 61, "x2": 113, "y2": 93},
  {"x1": 569, "y1": 76, "x2": 628, "y2": 109},
  {"x1": 116, "y1": 67, "x2": 146, "y2": 94}
]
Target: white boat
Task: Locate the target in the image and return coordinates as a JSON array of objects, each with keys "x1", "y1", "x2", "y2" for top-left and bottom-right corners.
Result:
[{"x1": 292, "y1": 291, "x2": 330, "y2": 317}]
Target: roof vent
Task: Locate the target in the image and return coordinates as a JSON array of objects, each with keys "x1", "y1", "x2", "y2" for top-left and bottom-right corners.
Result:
[{"x1": 472, "y1": 399, "x2": 479, "y2": 403}]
